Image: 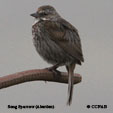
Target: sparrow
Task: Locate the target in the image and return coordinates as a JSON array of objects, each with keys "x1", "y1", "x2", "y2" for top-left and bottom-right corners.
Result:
[{"x1": 30, "y1": 5, "x2": 84, "y2": 105}]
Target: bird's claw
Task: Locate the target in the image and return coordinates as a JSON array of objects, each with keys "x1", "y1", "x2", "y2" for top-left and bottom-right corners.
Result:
[{"x1": 45, "y1": 67, "x2": 61, "y2": 76}]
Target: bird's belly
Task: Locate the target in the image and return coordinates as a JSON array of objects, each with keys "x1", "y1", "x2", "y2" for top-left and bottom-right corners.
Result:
[{"x1": 33, "y1": 35, "x2": 74, "y2": 65}]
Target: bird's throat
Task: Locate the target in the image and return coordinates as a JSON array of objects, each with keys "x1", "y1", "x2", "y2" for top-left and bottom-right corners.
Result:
[{"x1": 32, "y1": 19, "x2": 39, "y2": 26}]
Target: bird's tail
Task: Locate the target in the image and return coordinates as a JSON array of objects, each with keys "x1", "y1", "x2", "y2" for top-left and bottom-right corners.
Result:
[{"x1": 67, "y1": 63, "x2": 75, "y2": 106}]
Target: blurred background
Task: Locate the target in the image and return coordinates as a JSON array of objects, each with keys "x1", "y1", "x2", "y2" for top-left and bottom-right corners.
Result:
[{"x1": 0, "y1": 0, "x2": 113, "y2": 113}]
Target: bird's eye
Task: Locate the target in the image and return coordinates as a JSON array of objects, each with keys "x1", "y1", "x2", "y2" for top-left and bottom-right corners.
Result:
[{"x1": 39, "y1": 12, "x2": 47, "y2": 16}]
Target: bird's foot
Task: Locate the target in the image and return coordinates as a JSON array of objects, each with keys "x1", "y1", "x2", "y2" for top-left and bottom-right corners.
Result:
[
  {"x1": 45, "y1": 66, "x2": 61, "y2": 76},
  {"x1": 45, "y1": 65, "x2": 57, "y2": 71}
]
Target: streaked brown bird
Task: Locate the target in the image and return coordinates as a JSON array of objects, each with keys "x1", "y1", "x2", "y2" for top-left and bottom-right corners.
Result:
[{"x1": 30, "y1": 5, "x2": 84, "y2": 105}]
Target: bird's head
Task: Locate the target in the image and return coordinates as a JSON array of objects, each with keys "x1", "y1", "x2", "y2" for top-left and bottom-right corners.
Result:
[{"x1": 30, "y1": 5, "x2": 60, "y2": 21}]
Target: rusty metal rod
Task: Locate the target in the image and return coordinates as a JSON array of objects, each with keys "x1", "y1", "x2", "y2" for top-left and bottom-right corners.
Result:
[{"x1": 0, "y1": 68, "x2": 82, "y2": 89}]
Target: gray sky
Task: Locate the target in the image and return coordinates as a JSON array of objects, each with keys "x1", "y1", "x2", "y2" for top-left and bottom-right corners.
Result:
[{"x1": 0, "y1": 0, "x2": 113, "y2": 113}]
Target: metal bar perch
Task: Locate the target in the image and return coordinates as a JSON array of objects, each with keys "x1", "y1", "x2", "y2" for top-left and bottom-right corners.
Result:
[{"x1": 0, "y1": 68, "x2": 82, "y2": 89}]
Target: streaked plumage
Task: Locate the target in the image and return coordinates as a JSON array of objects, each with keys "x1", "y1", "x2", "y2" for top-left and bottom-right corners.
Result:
[{"x1": 31, "y1": 5, "x2": 84, "y2": 105}]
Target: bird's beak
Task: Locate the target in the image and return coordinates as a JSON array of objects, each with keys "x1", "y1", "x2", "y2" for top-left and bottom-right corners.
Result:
[{"x1": 30, "y1": 12, "x2": 39, "y2": 18}]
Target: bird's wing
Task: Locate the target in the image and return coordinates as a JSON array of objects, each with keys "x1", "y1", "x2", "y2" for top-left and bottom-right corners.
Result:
[{"x1": 44, "y1": 18, "x2": 84, "y2": 62}]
